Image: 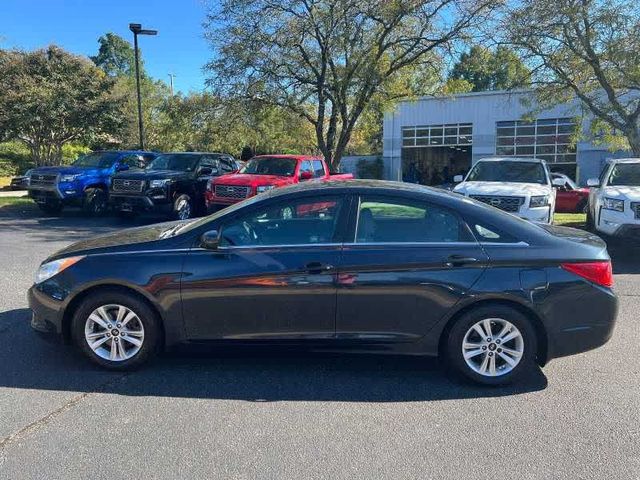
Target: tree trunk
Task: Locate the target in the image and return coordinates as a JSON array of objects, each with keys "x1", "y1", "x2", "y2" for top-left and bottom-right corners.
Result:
[{"x1": 625, "y1": 125, "x2": 640, "y2": 156}]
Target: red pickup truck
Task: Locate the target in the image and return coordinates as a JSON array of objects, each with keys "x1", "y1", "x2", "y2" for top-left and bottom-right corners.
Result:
[{"x1": 205, "y1": 154, "x2": 353, "y2": 210}]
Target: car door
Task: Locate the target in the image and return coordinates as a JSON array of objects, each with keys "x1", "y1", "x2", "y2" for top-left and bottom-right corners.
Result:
[
  {"x1": 180, "y1": 193, "x2": 349, "y2": 341},
  {"x1": 554, "y1": 177, "x2": 573, "y2": 213},
  {"x1": 335, "y1": 194, "x2": 488, "y2": 343}
]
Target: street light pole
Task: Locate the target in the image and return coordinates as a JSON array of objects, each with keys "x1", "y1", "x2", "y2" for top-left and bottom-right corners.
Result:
[
  {"x1": 129, "y1": 23, "x2": 157, "y2": 151},
  {"x1": 168, "y1": 73, "x2": 176, "y2": 96}
]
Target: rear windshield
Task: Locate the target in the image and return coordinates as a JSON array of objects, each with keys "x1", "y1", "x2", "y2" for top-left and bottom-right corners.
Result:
[
  {"x1": 147, "y1": 154, "x2": 201, "y2": 172},
  {"x1": 241, "y1": 157, "x2": 297, "y2": 176},
  {"x1": 607, "y1": 163, "x2": 640, "y2": 186},
  {"x1": 73, "y1": 152, "x2": 121, "y2": 168},
  {"x1": 466, "y1": 161, "x2": 548, "y2": 184}
]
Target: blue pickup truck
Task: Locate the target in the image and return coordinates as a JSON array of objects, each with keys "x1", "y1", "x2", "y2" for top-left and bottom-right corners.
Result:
[{"x1": 27, "y1": 151, "x2": 158, "y2": 215}]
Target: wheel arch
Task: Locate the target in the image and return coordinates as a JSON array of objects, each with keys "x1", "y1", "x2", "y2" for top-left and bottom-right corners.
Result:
[
  {"x1": 62, "y1": 284, "x2": 166, "y2": 349},
  {"x1": 437, "y1": 297, "x2": 549, "y2": 366},
  {"x1": 83, "y1": 183, "x2": 108, "y2": 191}
]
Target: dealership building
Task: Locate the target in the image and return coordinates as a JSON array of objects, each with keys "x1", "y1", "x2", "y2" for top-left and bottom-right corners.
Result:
[{"x1": 381, "y1": 89, "x2": 631, "y2": 185}]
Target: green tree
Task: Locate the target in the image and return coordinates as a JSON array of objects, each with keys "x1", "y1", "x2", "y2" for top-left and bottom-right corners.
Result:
[
  {"x1": 91, "y1": 32, "x2": 137, "y2": 77},
  {"x1": 449, "y1": 45, "x2": 530, "y2": 92},
  {"x1": 0, "y1": 46, "x2": 124, "y2": 166},
  {"x1": 506, "y1": 0, "x2": 640, "y2": 154},
  {"x1": 205, "y1": 0, "x2": 499, "y2": 169}
]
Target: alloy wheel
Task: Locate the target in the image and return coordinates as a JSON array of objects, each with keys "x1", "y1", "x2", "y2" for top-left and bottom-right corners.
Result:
[
  {"x1": 461, "y1": 318, "x2": 524, "y2": 377},
  {"x1": 84, "y1": 304, "x2": 145, "y2": 362},
  {"x1": 176, "y1": 198, "x2": 191, "y2": 220}
]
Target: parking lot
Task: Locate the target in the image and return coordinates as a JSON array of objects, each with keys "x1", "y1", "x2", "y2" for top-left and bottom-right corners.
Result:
[{"x1": 0, "y1": 203, "x2": 638, "y2": 479}]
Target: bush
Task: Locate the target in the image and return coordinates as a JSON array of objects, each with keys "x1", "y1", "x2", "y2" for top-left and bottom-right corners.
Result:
[
  {"x1": 0, "y1": 141, "x2": 90, "y2": 175},
  {"x1": 356, "y1": 156, "x2": 384, "y2": 179}
]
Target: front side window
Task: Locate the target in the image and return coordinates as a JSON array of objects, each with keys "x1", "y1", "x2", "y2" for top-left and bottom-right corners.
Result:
[
  {"x1": 147, "y1": 154, "x2": 201, "y2": 172},
  {"x1": 120, "y1": 155, "x2": 146, "y2": 169},
  {"x1": 466, "y1": 161, "x2": 548, "y2": 184},
  {"x1": 607, "y1": 163, "x2": 640, "y2": 186},
  {"x1": 240, "y1": 157, "x2": 297, "y2": 176},
  {"x1": 355, "y1": 197, "x2": 469, "y2": 243},
  {"x1": 220, "y1": 196, "x2": 344, "y2": 247}
]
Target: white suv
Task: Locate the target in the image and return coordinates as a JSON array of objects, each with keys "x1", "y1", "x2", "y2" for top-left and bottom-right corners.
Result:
[
  {"x1": 587, "y1": 158, "x2": 640, "y2": 238},
  {"x1": 453, "y1": 157, "x2": 556, "y2": 223}
]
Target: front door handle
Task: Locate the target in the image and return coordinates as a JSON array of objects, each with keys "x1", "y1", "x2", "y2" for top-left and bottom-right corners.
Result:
[
  {"x1": 445, "y1": 255, "x2": 478, "y2": 267},
  {"x1": 305, "y1": 262, "x2": 335, "y2": 274}
]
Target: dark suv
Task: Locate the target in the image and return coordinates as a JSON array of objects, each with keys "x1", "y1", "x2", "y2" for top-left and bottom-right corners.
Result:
[{"x1": 110, "y1": 152, "x2": 239, "y2": 219}]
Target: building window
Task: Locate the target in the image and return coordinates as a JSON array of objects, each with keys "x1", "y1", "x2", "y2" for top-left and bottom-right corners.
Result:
[
  {"x1": 495, "y1": 118, "x2": 577, "y2": 163},
  {"x1": 402, "y1": 123, "x2": 473, "y2": 148}
]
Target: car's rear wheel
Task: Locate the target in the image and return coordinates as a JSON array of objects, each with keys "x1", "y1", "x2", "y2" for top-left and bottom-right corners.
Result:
[
  {"x1": 72, "y1": 290, "x2": 160, "y2": 370},
  {"x1": 445, "y1": 305, "x2": 537, "y2": 386},
  {"x1": 173, "y1": 194, "x2": 193, "y2": 220}
]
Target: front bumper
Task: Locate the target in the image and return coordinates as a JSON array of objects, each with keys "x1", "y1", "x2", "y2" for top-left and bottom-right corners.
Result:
[
  {"x1": 28, "y1": 285, "x2": 65, "y2": 339},
  {"x1": 596, "y1": 208, "x2": 640, "y2": 237},
  {"x1": 110, "y1": 193, "x2": 171, "y2": 212}
]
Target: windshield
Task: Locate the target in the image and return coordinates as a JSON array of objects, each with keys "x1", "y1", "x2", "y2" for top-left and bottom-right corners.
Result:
[
  {"x1": 466, "y1": 161, "x2": 548, "y2": 184},
  {"x1": 241, "y1": 157, "x2": 297, "y2": 176},
  {"x1": 607, "y1": 163, "x2": 640, "y2": 186},
  {"x1": 147, "y1": 154, "x2": 201, "y2": 172},
  {"x1": 72, "y1": 152, "x2": 121, "y2": 168}
]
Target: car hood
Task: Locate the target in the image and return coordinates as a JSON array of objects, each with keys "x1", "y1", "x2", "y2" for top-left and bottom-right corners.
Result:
[
  {"x1": 48, "y1": 220, "x2": 187, "y2": 260},
  {"x1": 212, "y1": 173, "x2": 295, "y2": 187},
  {"x1": 601, "y1": 186, "x2": 640, "y2": 201},
  {"x1": 454, "y1": 181, "x2": 551, "y2": 196},
  {"x1": 31, "y1": 166, "x2": 106, "y2": 177},
  {"x1": 113, "y1": 169, "x2": 191, "y2": 181}
]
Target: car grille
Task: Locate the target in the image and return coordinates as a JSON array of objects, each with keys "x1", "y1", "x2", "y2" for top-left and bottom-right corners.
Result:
[
  {"x1": 215, "y1": 184, "x2": 251, "y2": 199},
  {"x1": 631, "y1": 202, "x2": 640, "y2": 220},
  {"x1": 112, "y1": 178, "x2": 144, "y2": 193},
  {"x1": 29, "y1": 174, "x2": 58, "y2": 187},
  {"x1": 470, "y1": 195, "x2": 525, "y2": 213}
]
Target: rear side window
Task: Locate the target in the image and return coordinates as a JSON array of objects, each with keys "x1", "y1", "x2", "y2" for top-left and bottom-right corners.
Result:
[
  {"x1": 355, "y1": 196, "x2": 472, "y2": 243},
  {"x1": 471, "y1": 222, "x2": 519, "y2": 243},
  {"x1": 313, "y1": 160, "x2": 325, "y2": 177}
]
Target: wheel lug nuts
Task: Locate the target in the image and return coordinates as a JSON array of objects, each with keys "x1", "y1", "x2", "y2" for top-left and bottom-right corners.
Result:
[
  {"x1": 106, "y1": 333, "x2": 111, "y2": 337},
  {"x1": 482, "y1": 346, "x2": 487, "y2": 350},
  {"x1": 497, "y1": 348, "x2": 502, "y2": 353},
  {"x1": 486, "y1": 338, "x2": 491, "y2": 342},
  {"x1": 114, "y1": 338, "x2": 119, "y2": 342},
  {"x1": 116, "y1": 323, "x2": 122, "y2": 328},
  {"x1": 488, "y1": 352, "x2": 493, "y2": 357},
  {"x1": 496, "y1": 339, "x2": 501, "y2": 344}
]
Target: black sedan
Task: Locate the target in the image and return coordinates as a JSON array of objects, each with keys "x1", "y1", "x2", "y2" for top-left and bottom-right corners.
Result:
[{"x1": 28, "y1": 180, "x2": 617, "y2": 385}]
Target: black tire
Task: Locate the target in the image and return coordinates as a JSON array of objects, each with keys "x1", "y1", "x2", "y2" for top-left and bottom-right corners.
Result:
[
  {"x1": 173, "y1": 194, "x2": 193, "y2": 220},
  {"x1": 586, "y1": 208, "x2": 595, "y2": 231},
  {"x1": 71, "y1": 289, "x2": 161, "y2": 370},
  {"x1": 444, "y1": 304, "x2": 537, "y2": 386},
  {"x1": 117, "y1": 209, "x2": 138, "y2": 219},
  {"x1": 37, "y1": 200, "x2": 63, "y2": 215},
  {"x1": 83, "y1": 188, "x2": 108, "y2": 216}
]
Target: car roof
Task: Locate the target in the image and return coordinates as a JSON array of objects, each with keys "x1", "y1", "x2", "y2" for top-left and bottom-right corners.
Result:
[
  {"x1": 252, "y1": 154, "x2": 321, "y2": 160},
  {"x1": 160, "y1": 152, "x2": 231, "y2": 155},
  {"x1": 474, "y1": 156, "x2": 545, "y2": 163},
  {"x1": 607, "y1": 158, "x2": 640, "y2": 164}
]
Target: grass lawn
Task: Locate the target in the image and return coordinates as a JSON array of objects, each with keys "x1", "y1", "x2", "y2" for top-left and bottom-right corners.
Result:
[
  {"x1": 554, "y1": 212, "x2": 586, "y2": 228},
  {"x1": 0, "y1": 196, "x2": 34, "y2": 208}
]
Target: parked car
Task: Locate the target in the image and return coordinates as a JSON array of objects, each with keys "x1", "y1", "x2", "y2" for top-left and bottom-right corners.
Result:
[
  {"x1": 27, "y1": 151, "x2": 158, "y2": 215},
  {"x1": 586, "y1": 158, "x2": 640, "y2": 239},
  {"x1": 110, "y1": 152, "x2": 240, "y2": 220},
  {"x1": 205, "y1": 154, "x2": 353, "y2": 211},
  {"x1": 453, "y1": 157, "x2": 556, "y2": 223},
  {"x1": 9, "y1": 169, "x2": 32, "y2": 190},
  {"x1": 29, "y1": 180, "x2": 617, "y2": 385},
  {"x1": 551, "y1": 172, "x2": 590, "y2": 213}
]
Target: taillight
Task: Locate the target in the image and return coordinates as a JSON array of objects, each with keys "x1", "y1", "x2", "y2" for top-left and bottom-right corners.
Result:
[{"x1": 561, "y1": 261, "x2": 613, "y2": 288}]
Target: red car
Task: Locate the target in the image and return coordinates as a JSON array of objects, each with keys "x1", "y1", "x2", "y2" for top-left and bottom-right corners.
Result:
[
  {"x1": 205, "y1": 154, "x2": 353, "y2": 211},
  {"x1": 552, "y1": 173, "x2": 590, "y2": 213}
]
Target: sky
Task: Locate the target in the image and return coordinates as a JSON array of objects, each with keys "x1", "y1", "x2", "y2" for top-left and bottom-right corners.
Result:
[{"x1": 0, "y1": 0, "x2": 214, "y2": 93}]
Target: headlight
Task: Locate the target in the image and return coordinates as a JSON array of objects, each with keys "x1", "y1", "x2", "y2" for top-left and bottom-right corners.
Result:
[
  {"x1": 603, "y1": 197, "x2": 624, "y2": 212},
  {"x1": 530, "y1": 195, "x2": 550, "y2": 208},
  {"x1": 150, "y1": 179, "x2": 172, "y2": 188},
  {"x1": 257, "y1": 185, "x2": 275, "y2": 193},
  {"x1": 60, "y1": 174, "x2": 81, "y2": 182},
  {"x1": 34, "y1": 256, "x2": 84, "y2": 284}
]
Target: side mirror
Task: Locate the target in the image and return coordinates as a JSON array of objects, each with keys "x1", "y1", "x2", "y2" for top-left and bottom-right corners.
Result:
[
  {"x1": 200, "y1": 230, "x2": 220, "y2": 250},
  {"x1": 300, "y1": 171, "x2": 313, "y2": 181},
  {"x1": 453, "y1": 175, "x2": 464, "y2": 183},
  {"x1": 552, "y1": 178, "x2": 565, "y2": 187},
  {"x1": 116, "y1": 163, "x2": 130, "y2": 172},
  {"x1": 587, "y1": 178, "x2": 600, "y2": 187}
]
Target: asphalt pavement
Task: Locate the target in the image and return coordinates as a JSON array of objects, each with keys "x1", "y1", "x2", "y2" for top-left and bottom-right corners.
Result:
[{"x1": 0, "y1": 203, "x2": 638, "y2": 479}]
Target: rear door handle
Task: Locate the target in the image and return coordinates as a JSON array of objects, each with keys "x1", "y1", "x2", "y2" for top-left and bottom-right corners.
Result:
[
  {"x1": 445, "y1": 255, "x2": 478, "y2": 267},
  {"x1": 305, "y1": 262, "x2": 335, "y2": 274}
]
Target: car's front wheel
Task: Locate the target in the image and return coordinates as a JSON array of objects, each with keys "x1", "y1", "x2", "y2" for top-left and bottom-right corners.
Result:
[
  {"x1": 72, "y1": 290, "x2": 160, "y2": 370},
  {"x1": 83, "y1": 188, "x2": 108, "y2": 216},
  {"x1": 445, "y1": 305, "x2": 537, "y2": 386},
  {"x1": 173, "y1": 194, "x2": 193, "y2": 220}
]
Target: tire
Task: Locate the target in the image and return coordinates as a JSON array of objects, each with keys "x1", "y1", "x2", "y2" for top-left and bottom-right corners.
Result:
[
  {"x1": 586, "y1": 209, "x2": 595, "y2": 231},
  {"x1": 83, "y1": 188, "x2": 108, "y2": 216},
  {"x1": 71, "y1": 289, "x2": 161, "y2": 370},
  {"x1": 37, "y1": 200, "x2": 63, "y2": 215},
  {"x1": 444, "y1": 304, "x2": 537, "y2": 386},
  {"x1": 173, "y1": 194, "x2": 193, "y2": 220},
  {"x1": 117, "y1": 209, "x2": 138, "y2": 219}
]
